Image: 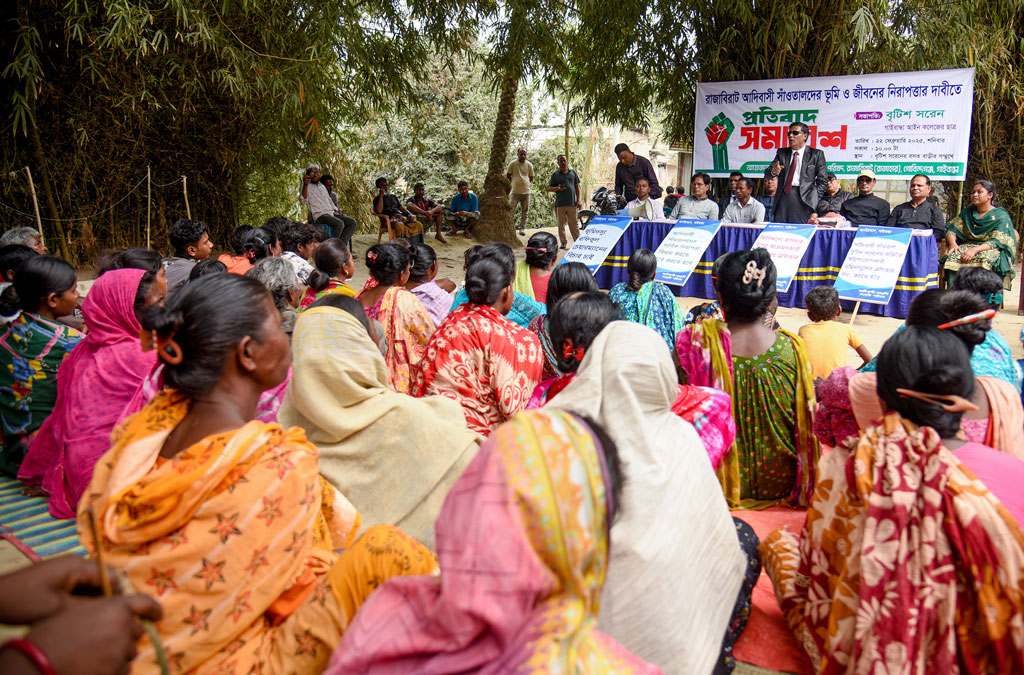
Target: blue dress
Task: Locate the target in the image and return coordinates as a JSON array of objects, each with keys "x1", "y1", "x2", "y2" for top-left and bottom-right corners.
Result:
[{"x1": 448, "y1": 290, "x2": 546, "y2": 329}]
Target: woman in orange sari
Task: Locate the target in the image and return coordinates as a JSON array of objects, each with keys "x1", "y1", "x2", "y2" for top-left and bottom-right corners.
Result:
[
  {"x1": 358, "y1": 243, "x2": 434, "y2": 393},
  {"x1": 78, "y1": 274, "x2": 435, "y2": 675}
]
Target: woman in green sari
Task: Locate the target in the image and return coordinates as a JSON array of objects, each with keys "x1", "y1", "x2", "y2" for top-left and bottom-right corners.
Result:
[
  {"x1": 608, "y1": 248, "x2": 685, "y2": 350},
  {"x1": 944, "y1": 179, "x2": 1018, "y2": 289},
  {"x1": 675, "y1": 249, "x2": 819, "y2": 509}
]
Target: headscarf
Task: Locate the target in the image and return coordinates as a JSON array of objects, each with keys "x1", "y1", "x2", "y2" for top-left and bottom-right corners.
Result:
[
  {"x1": 19, "y1": 268, "x2": 155, "y2": 518},
  {"x1": 278, "y1": 306, "x2": 479, "y2": 548},
  {"x1": 550, "y1": 321, "x2": 747, "y2": 673},
  {"x1": 325, "y1": 409, "x2": 660, "y2": 674}
]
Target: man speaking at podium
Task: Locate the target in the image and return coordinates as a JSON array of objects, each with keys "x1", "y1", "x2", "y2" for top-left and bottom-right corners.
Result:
[{"x1": 763, "y1": 122, "x2": 828, "y2": 224}]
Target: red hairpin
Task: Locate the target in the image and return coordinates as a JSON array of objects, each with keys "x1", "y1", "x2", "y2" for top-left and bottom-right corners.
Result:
[
  {"x1": 563, "y1": 343, "x2": 585, "y2": 362},
  {"x1": 367, "y1": 250, "x2": 378, "y2": 261}
]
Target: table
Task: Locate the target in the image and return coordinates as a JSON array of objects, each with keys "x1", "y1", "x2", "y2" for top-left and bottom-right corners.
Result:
[{"x1": 593, "y1": 222, "x2": 939, "y2": 318}]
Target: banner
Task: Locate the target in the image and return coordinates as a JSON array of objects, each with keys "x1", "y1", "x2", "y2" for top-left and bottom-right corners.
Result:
[
  {"x1": 560, "y1": 215, "x2": 632, "y2": 273},
  {"x1": 695, "y1": 68, "x2": 974, "y2": 179},
  {"x1": 833, "y1": 225, "x2": 914, "y2": 304},
  {"x1": 750, "y1": 223, "x2": 817, "y2": 292},
  {"x1": 653, "y1": 219, "x2": 722, "y2": 286}
]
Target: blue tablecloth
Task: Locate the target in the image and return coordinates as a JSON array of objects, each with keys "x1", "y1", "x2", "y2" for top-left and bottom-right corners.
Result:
[{"x1": 593, "y1": 223, "x2": 939, "y2": 318}]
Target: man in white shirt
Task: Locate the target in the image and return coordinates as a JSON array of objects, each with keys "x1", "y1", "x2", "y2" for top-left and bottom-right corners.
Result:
[
  {"x1": 506, "y1": 148, "x2": 534, "y2": 235},
  {"x1": 762, "y1": 123, "x2": 828, "y2": 223},
  {"x1": 299, "y1": 163, "x2": 358, "y2": 249},
  {"x1": 670, "y1": 173, "x2": 720, "y2": 220},
  {"x1": 723, "y1": 178, "x2": 766, "y2": 223},
  {"x1": 625, "y1": 177, "x2": 663, "y2": 220}
]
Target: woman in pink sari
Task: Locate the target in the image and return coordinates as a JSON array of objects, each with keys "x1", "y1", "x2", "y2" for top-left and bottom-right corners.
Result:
[{"x1": 19, "y1": 264, "x2": 165, "y2": 518}]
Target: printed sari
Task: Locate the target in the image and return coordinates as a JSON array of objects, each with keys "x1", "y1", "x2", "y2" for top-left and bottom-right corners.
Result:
[
  {"x1": 944, "y1": 205, "x2": 1018, "y2": 288},
  {"x1": 300, "y1": 278, "x2": 356, "y2": 310},
  {"x1": 608, "y1": 281, "x2": 685, "y2": 350},
  {"x1": 78, "y1": 390, "x2": 435, "y2": 675},
  {"x1": 325, "y1": 409, "x2": 661, "y2": 674},
  {"x1": 362, "y1": 286, "x2": 434, "y2": 394},
  {"x1": 760, "y1": 413, "x2": 1024, "y2": 674},
  {"x1": 19, "y1": 269, "x2": 156, "y2": 518},
  {"x1": 526, "y1": 314, "x2": 560, "y2": 379},
  {"x1": 408, "y1": 280, "x2": 453, "y2": 326},
  {"x1": 0, "y1": 312, "x2": 81, "y2": 476},
  {"x1": 412, "y1": 303, "x2": 543, "y2": 436},
  {"x1": 676, "y1": 320, "x2": 819, "y2": 509}
]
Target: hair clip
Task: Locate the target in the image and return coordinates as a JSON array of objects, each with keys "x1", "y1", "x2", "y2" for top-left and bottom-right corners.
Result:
[
  {"x1": 524, "y1": 246, "x2": 547, "y2": 252},
  {"x1": 896, "y1": 388, "x2": 979, "y2": 412},
  {"x1": 987, "y1": 292, "x2": 1003, "y2": 306},
  {"x1": 741, "y1": 260, "x2": 766, "y2": 288},
  {"x1": 936, "y1": 308, "x2": 996, "y2": 330},
  {"x1": 155, "y1": 330, "x2": 183, "y2": 365},
  {"x1": 367, "y1": 251, "x2": 378, "y2": 261},
  {"x1": 563, "y1": 343, "x2": 585, "y2": 362}
]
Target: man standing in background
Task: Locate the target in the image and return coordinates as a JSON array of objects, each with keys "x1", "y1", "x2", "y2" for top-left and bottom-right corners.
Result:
[
  {"x1": 506, "y1": 148, "x2": 534, "y2": 235},
  {"x1": 614, "y1": 143, "x2": 661, "y2": 203},
  {"x1": 548, "y1": 154, "x2": 582, "y2": 249}
]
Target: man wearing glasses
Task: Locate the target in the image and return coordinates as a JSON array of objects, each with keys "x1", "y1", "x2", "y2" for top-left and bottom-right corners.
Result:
[
  {"x1": 840, "y1": 170, "x2": 891, "y2": 225},
  {"x1": 763, "y1": 123, "x2": 828, "y2": 223}
]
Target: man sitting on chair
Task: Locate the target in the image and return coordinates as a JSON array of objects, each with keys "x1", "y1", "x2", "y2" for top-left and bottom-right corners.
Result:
[
  {"x1": 445, "y1": 181, "x2": 480, "y2": 238},
  {"x1": 371, "y1": 177, "x2": 422, "y2": 243},
  {"x1": 625, "y1": 178, "x2": 663, "y2": 220}
]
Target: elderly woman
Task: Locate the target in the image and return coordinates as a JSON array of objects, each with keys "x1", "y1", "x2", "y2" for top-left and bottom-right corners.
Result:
[
  {"x1": 609, "y1": 248, "x2": 685, "y2": 350},
  {"x1": 246, "y1": 256, "x2": 304, "y2": 337},
  {"x1": 762, "y1": 325, "x2": 1024, "y2": 673},
  {"x1": 943, "y1": 179, "x2": 1018, "y2": 288},
  {"x1": 677, "y1": 249, "x2": 819, "y2": 509},
  {"x1": 78, "y1": 274, "x2": 435, "y2": 674}
]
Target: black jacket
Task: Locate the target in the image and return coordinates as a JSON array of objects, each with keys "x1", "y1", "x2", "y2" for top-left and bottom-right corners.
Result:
[{"x1": 762, "y1": 146, "x2": 828, "y2": 211}]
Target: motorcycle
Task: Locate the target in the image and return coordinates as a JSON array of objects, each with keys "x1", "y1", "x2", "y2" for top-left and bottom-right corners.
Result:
[{"x1": 578, "y1": 187, "x2": 622, "y2": 229}]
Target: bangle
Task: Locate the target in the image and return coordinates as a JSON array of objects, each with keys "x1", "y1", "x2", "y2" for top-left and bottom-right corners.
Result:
[{"x1": 1, "y1": 638, "x2": 56, "y2": 675}]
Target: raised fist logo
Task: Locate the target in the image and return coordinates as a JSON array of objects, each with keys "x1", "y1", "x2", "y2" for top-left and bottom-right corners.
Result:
[{"x1": 705, "y1": 113, "x2": 734, "y2": 171}]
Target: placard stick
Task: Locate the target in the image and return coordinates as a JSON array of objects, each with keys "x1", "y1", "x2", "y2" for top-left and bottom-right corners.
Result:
[
  {"x1": 849, "y1": 301, "x2": 861, "y2": 326},
  {"x1": 182, "y1": 175, "x2": 191, "y2": 220},
  {"x1": 146, "y1": 165, "x2": 152, "y2": 249},
  {"x1": 24, "y1": 166, "x2": 44, "y2": 247}
]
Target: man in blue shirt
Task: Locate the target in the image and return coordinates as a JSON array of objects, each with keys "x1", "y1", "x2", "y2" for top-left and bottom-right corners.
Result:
[{"x1": 446, "y1": 181, "x2": 480, "y2": 238}]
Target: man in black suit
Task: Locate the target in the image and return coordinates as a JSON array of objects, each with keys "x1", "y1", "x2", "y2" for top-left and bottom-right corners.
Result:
[{"x1": 762, "y1": 122, "x2": 828, "y2": 224}]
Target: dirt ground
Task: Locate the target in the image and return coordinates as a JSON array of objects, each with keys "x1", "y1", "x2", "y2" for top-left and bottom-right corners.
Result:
[{"x1": 349, "y1": 226, "x2": 1024, "y2": 364}]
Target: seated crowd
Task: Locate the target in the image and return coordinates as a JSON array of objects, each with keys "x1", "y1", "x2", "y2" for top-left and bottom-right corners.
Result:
[{"x1": 0, "y1": 192, "x2": 1023, "y2": 675}]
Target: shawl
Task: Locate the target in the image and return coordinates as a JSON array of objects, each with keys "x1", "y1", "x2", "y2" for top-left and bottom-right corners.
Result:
[
  {"x1": 0, "y1": 311, "x2": 81, "y2": 475},
  {"x1": 217, "y1": 253, "x2": 252, "y2": 276},
  {"x1": 677, "y1": 320, "x2": 819, "y2": 508},
  {"x1": 362, "y1": 286, "x2": 434, "y2": 394},
  {"x1": 412, "y1": 303, "x2": 543, "y2": 436},
  {"x1": 551, "y1": 321, "x2": 747, "y2": 674},
  {"x1": 512, "y1": 259, "x2": 536, "y2": 299},
  {"x1": 408, "y1": 280, "x2": 453, "y2": 326},
  {"x1": 946, "y1": 205, "x2": 1018, "y2": 282},
  {"x1": 671, "y1": 384, "x2": 736, "y2": 469},
  {"x1": 760, "y1": 413, "x2": 1024, "y2": 674},
  {"x1": 608, "y1": 280, "x2": 686, "y2": 351},
  {"x1": 527, "y1": 313, "x2": 561, "y2": 379},
  {"x1": 19, "y1": 269, "x2": 155, "y2": 518},
  {"x1": 325, "y1": 409, "x2": 661, "y2": 674},
  {"x1": 278, "y1": 307, "x2": 479, "y2": 549},
  {"x1": 449, "y1": 289, "x2": 546, "y2": 328},
  {"x1": 78, "y1": 389, "x2": 361, "y2": 674},
  {"x1": 300, "y1": 277, "x2": 356, "y2": 310}
]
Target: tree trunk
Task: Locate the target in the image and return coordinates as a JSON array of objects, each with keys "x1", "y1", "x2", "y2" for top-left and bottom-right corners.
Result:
[
  {"x1": 475, "y1": 74, "x2": 520, "y2": 246},
  {"x1": 29, "y1": 112, "x2": 71, "y2": 261}
]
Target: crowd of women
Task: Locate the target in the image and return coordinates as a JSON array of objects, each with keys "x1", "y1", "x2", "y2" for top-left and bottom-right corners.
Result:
[{"x1": 0, "y1": 196, "x2": 1023, "y2": 674}]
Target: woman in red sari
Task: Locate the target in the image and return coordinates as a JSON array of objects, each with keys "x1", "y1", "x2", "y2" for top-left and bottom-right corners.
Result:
[{"x1": 412, "y1": 243, "x2": 543, "y2": 436}]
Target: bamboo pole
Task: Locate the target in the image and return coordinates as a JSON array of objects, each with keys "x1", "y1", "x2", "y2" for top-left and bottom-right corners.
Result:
[
  {"x1": 146, "y1": 165, "x2": 152, "y2": 249},
  {"x1": 182, "y1": 175, "x2": 191, "y2": 220},
  {"x1": 24, "y1": 167, "x2": 44, "y2": 247}
]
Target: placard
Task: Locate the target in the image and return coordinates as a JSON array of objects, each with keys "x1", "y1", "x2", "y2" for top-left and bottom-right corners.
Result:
[
  {"x1": 653, "y1": 219, "x2": 722, "y2": 286},
  {"x1": 833, "y1": 225, "x2": 914, "y2": 304},
  {"x1": 560, "y1": 215, "x2": 632, "y2": 273},
  {"x1": 750, "y1": 223, "x2": 817, "y2": 292},
  {"x1": 695, "y1": 68, "x2": 974, "y2": 179}
]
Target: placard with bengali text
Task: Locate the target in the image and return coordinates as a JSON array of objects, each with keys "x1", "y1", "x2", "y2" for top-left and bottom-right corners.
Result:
[
  {"x1": 833, "y1": 225, "x2": 914, "y2": 304},
  {"x1": 750, "y1": 223, "x2": 817, "y2": 292},
  {"x1": 560, "y1": 215, "x2": 633, "y2": 273},
  {"x1": 653, "y1": 219, "x2": 722, "y2": 286}
]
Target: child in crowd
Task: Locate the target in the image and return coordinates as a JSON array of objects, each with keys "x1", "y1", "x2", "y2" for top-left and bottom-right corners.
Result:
[{"x1": 798, "y1": 285, "x2": 871, "y2": 382}]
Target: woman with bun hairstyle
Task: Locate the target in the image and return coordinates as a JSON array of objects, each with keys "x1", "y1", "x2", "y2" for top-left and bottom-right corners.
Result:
[
  {"x1": 405, "y1": 243, "x2": 454, "y2": 325},
  {"x1": 0, "y1": 255, "x2": 82, "y2": 476},
  {"x1": 413, "y1": 243, "x2": 543, "y2": 436},
  {"x1": 300, "y1": 237, "x2": 356, "y2": 309},
  {"x1": 78, "y1": 274, "x2": 436, "y2": 675},
  {"x1": 526, "y1": 262, "x2": 598, "y2": 380},
  {"x1": 848, "y1": 289, "x2": 1024, "y2": 456},
  {"x1": 358, "y1": 243, "x2": 434, "y2": 393},
  {"x1": 513, "y1": 231, "x2": 558, "y2": 303},
  {"x1": 609, "y1": 248, "x2": 685, "y2": 350},
  {"x1": 762, "y1": 326, "x2": 1024, "y2": 673},
  {"x1": 448, "y1": 245, "x2": 546, "y2": 329},
  {"x1": 677, "y1": 249, "x2": 819, "y2": 509},
  {"x1": 19, "y1": 254, "x2": 167, "y2": 518},
  {"x1": 241, "y1": 226, "x2": 280, "y2": 264}
]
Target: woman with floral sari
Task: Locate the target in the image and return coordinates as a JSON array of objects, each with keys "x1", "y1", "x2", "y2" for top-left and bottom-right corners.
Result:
[
  {"x1": 761, "y1": 326, "x2": 1024, "y2": 673},
  {"x1": 325, "y1": 409, "x2": 660, "y2": 674},
  {"x1": 943, "y1": 179, "x2": 1018, "y2": 288},
  {"x1": 0, "y1": 255, "x2": 81, "y2": 477},
  {"x1": 78, "y1": 274, "x2": 435, "y2": 675},
  {"x1": 358, "y1": 243, "x2": 434, "y2": 393},
  {"x1": 19, "y1": 261, "x2": 165, "y2": 518},
  {"x1": 609, "y1": 248, "x2": 685, "y2": 350},
  {"x1": 676, "y1": 249, "x2": 819, "y2": 509},
  {"x1": 300, "y1": 238, "x2": 356, "y2": 309}
]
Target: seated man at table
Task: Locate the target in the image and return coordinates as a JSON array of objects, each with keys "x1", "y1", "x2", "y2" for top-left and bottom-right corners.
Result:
[
  {"x1": 810, "y1": 172, "x2": 853, "y2": 224},
  {"x1": 670, "y1": 173, "x2": 720, "y2": 220},
  {"x1": 625, "y1": 177, "x2": 663, "y2": 220},
  {"x1": 723, "y1": 178, "x2": 766, "y2": 223},
  {"x1": 758, "y1": 175, "x2": 777, "y2": 221},
  {"x1": 719, "y1": 171, "x2": 743, "y2": 214},
  {"x1": 890, "y1": 174, "x2": 945, "y2": 241},
  {"x1": 840, "y1": 170, "x2": 891, "y2": 226}
]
